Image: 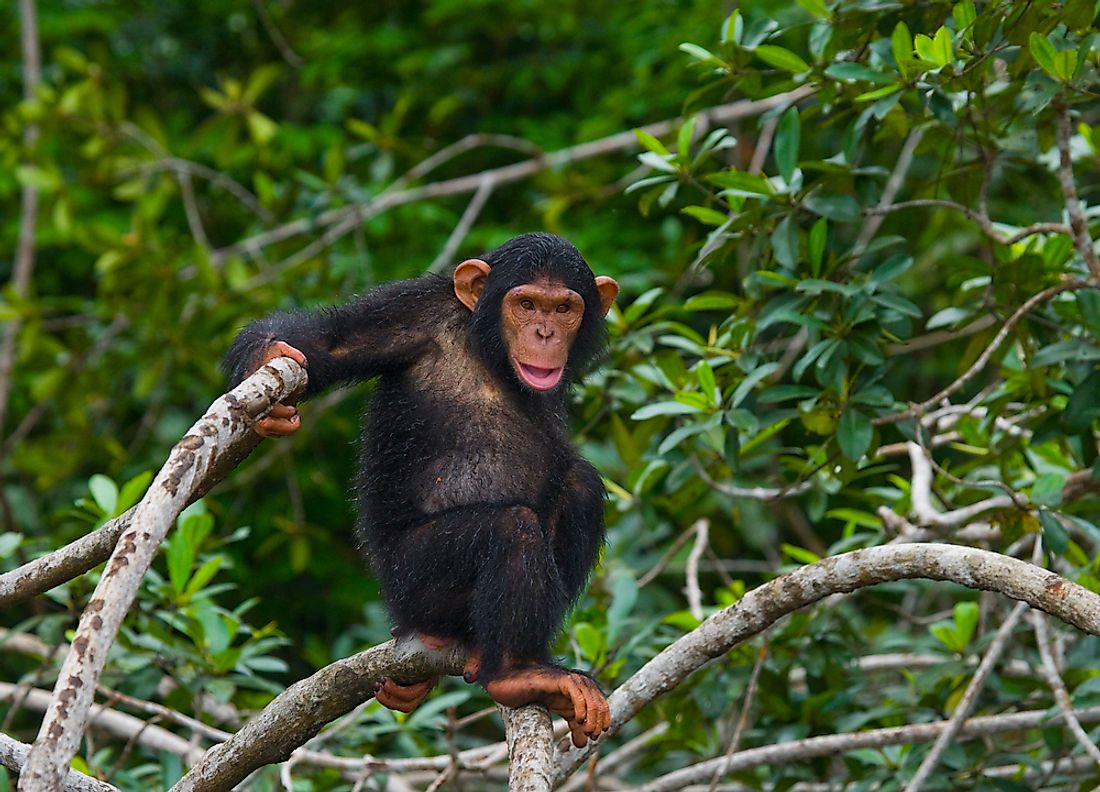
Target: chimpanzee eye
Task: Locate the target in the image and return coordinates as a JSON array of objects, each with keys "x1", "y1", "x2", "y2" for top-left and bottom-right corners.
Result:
[
  {"x1": 556, "y1": 303, "x2": 570, "y2": 313},
  {"x1": 520, "y1": 299, "x2": 535, "y2": 310}
]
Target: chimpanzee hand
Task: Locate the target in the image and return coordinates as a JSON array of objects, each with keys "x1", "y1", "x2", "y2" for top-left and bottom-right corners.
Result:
[
  {"x1": 483, "y1": 666, "x2": 611, "y2": 748},
  {"x1": 253, "y1": 341, "x2": 308, "y2": 438}
]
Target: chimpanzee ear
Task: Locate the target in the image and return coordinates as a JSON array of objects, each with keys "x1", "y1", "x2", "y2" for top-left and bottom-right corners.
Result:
[
  {"x1": 454, "y1": 259, "x2": 492, "y2": 311},
  {"x1": 594, "y1": 276, "x2": 620, "y2": 318}
]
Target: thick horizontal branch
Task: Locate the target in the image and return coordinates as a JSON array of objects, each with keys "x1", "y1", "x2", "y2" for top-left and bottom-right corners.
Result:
[
  {"x1": 0, "y1": 358, "x2": 306, "y2": 608},
  {"x1": 553, "y1": 543, "x2": 1100, "y2": 780},
  {"x1": 0, "y1": 733, "x2": 116, "y2": 792},
  {"x1": 169, "y1": 637, "x2": 468, "y2": 792},
  {"x1": 19, "y1": 357, "x2": 307, "y2": 792}
]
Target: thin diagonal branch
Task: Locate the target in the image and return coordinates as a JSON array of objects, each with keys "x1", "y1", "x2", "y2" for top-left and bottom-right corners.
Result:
[
  {"x1": 1054, "y1": 98, "x2": 1100, "y2": 279},
  {"x1": 902, "y1": 600, "x2": 1028, "y2": 792}
]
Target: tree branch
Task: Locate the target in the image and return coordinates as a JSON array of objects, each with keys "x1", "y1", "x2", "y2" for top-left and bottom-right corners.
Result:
[
  {"x1": 902, "y1": 600, "x2": 1028, "y2": 791},
  {"x1": 208, "y1": 88, "x2": 814, "y2": 267},
  {"x1": 0, "y1": 359, "x2": 306, "y2": 608},
  {"x1": 18, "y1": 357, "x2": 307, "y2": 792},
  {"x1": 0, "y1": 733, "x2": 116, "y2": 792},
  {"x1": 502, "y1": 705, "x2": 554, "y2": 792},
  {"x1": 874, "y1": 280, "x2": 1095, "y2": 426},
  {"x1": 169, "y1": 636, "x2": 468, "y2": 792},
  {"x1": 0, "y1": 0, "x2": 43, "y2": 440},
  {"x1": 553, "y1": 543, "x2": 1100, "y2": 781},
  {"x1": 1054, "y1": 98, "x2": 1100, "y2": 280},
  {"x1": 633, "y1": 704, "x2": 1100, "y2": 791}
]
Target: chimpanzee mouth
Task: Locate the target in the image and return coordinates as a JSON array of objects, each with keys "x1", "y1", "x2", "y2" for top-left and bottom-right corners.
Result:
[{"x1": 514, "y1": 361, "x2": 565, "y2": 391}]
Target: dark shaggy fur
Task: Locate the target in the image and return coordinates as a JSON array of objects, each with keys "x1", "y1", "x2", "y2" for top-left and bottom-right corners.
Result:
[{"x1": 224, "y1": 233, "x2": 608, "y2": 680}]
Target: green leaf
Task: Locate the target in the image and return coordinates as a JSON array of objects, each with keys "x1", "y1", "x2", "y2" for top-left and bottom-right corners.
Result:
[
  {"x1": 837, "y1": 408, "x2": 872, "y2": 461},
  {"x1": 631, "y1": 401, "x2": 703, "y2": 420},
  {"x1": 824, "y1": 63, "x2": 896, "y2": 85},
  {"x1": 677, "y1": 116, "x2": 696, "y2": 159},
  {"x1": 953, "y1": 601, "x2": 979, "y2": 645},
  {"x1": 781, "y1": 543, "x2": 821, "y2": 564},
  {"x1": 635, "y1": 128, "x2": 670, "y2": 156},
  {"x1": 1029, "y1": 32, "x2": 1059, "y2": 80},
  {"x1": 803, "y1": 192, "x2": 861, "y2": 222},
  {"x1": 892, "y1": 21, "x2": 913, "y2": 76},
  {"x1": 89, "y1": 475, "x2": 118, "y2": 517},
  {"x1": 695, "y1": 361, "x2": 718, "y2": 405},
  {"x1": 796, "y1": 0, "x2": 828, "y2": 17},
  {"x1": 754, "y1": 45, "x2": 811, "y2": 74},
  {"x1": 720, "y1": 10, "x2": 743, "y2": 44},
  {"x1": 166, "y1": 534, "x2": 195, "y2": 595},
  {"x1": 679, "y1": 42, "x2": 724, "y2": 67},
  {"x1": 808, "y1": 217, "x2": 827, "y2": 276},
  {"x1": 184, "y1": 556, "x2": 224, "y2": 597},
  {"x1": 914, "y1": 34, "x2": 936, "y2": 65},
  {"x1": 775, "y1": 106, "x2": 800, "y2": 182},
  {"x1": 707, "y1": 170, "x2": 775, "y2": 196},
  {"x1": 681, "y1": 205, "x2": 729, "y2": 226},
  {"x1": 1063, "y1": 371, "x2": 1100, "y2": 431},
  {"x1": 772, "y1": 214, "x2": 798, "y2": 268},
  {"x1": 684, "y1": 291, "x2": 738, "y2": 311},
  {"x1": 1040, "y1": 511, "x2": 1069, "y2": 556},
  {"x1": 117, "y1": 470, "x2": 153, "y2": 514},
  {"x1": 953, "y1": 1, "x2": 977, "y2": 30},
  {"x1": 1032, "y1": 473, "x2": 1066, "y2": 507},
  {"x1": 932, "y1": 26, "x2": 953, "y2": 67}
]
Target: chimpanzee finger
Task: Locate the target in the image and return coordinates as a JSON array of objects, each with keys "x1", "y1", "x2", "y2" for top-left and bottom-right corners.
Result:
[
  {"x1": 562, "y1": 675, "x2": 589, "y2": 728},
  {"x1": 578, "y1": 677, "x2": 607, "y2": 737},
  {"x1": 267, "y1": 341, "x2": 309, "y2": 368},
  {"x1": 569, "y1": 719, "x2": 589, "y2": 749},
  {"x1": 255, "y1": 409, "x2": 300, "y2": 438}
]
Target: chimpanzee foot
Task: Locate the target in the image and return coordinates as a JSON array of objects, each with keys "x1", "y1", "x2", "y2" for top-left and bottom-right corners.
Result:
[
  {"x1": 484, "y1": 666, "x2": 610, "y2": 748},
  {"x1": 375, "y1": 676, "x2": 438, "y2": 712}
]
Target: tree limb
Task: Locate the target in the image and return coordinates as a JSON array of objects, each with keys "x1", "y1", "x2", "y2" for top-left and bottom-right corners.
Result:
[
  {"x1": 553, "y1": 543, "x2": 1100, "y2": 781},
  {"x1": 633, "y1": 703, "x2": 1100, "y2": 791},
  {"x1": 18, "y1": 357, "x2": 307, "y2": 792},
  {"x1": 169, "y1": 636, "x2": 468, "y2": 792},
  {"x1": 0, "y1": 358, "x2": 305, "y2": 608},
  {"x1": 0, "y1": 733, "x2": 117, "y2": 792},
  {"x1": 502, "y1": 705, "x2": 554, "y2": 792}
]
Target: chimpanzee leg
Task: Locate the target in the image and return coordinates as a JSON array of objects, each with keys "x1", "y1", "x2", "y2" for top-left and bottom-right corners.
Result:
[{"x1": 470, "y1": 505, "x2": 570, "y2": 681}]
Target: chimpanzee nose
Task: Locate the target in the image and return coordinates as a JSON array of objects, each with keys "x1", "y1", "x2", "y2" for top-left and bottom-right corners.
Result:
[{"x1": 536, "y1": 324, "x2": 554, "y2": 339}]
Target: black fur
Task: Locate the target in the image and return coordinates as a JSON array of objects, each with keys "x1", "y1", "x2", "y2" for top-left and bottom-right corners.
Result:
[{"x1": 224, "y1": 233, "x2": 608, "y2": 681}]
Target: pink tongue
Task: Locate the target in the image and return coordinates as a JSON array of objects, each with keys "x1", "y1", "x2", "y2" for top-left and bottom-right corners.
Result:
[{"x1": 518, "y1": 362, "x2": 563, "y2": 390}]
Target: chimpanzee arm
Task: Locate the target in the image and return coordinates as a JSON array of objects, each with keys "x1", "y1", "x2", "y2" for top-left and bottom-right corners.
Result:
[{"x1": 224, "y1": 275, "x2": 454, "y2": 396}]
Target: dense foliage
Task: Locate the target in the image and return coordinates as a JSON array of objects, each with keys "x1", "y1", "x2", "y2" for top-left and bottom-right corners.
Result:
[{"x1": 2, "y1": 0, "x2": 1100, "y2": 789}]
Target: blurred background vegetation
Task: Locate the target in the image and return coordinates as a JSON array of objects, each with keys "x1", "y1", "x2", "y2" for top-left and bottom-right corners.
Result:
[{"x1": 2, "y1": 0, "x2": 1100, "y2": 789}]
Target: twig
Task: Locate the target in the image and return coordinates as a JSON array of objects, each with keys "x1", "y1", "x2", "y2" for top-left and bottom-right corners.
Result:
[
  {"x1": 902, "y1": 600, "x2": 1029, "y2": 792},
  {"x1": 905, "y1": 442, "x2": 1017, "y2": 529},
  {"x1": 689, "y1": 455, "x2": 813, "y2": 501},
  {"x1": 252, "y1": 0, "x2": 303, "y2": 69},
  {"x1": 684, "y1": 519, "x2": 710, "y2": 621},
  {"x1": 1054, "y1": 98, "x2": 1100, "y2": 279},
  {"x1": 559, "y1": 724, "x2": 670, "y2": 792},
  {"x1": 428, "y1": 177, "x2": 495, "y2": 273},
  {"x1": 632, "y1": 703, "x2": 1100, "y2": 792},
  {"x1": 874, "y1": 279, "x2": 1095, "y2": 426},
  {"x1": 1031, "y1": 610, "x2": 1100, "y2": 766},
  {"x1": 553, "y1": 543, "x2": 1100, "y2": 781},
  {"x1": 637, "y1": 524, "x2": 699, "y2": 588},
  {"x1": 209, "y1": 88, "x2": 815, "y2": 266},
  {"x1": 176, "y1": 169, "x2": 212, "y2": 252},
  {"x1": 849, "y1": 127, "x2": 926, "y2": 264},
  {"x1": 0, "y1": 683, "x2": 204, "y2": 764},
  {"x1": 18, "y1": 357, "x2": 307, "y2": 792},
  {"x1": 707, "y1": 641, "x2": 768, "y2": 792},
  {"x1": 0, "y1": 0, "x2": 42, "y2": 440},
  {"x1": 864, "y1": 199, "x2": 1073, "y2": 247},
  {"x1": 747, "y1": 115, "x2": 779, "y2": 176}
]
